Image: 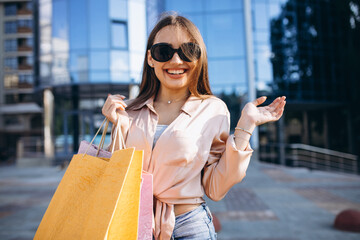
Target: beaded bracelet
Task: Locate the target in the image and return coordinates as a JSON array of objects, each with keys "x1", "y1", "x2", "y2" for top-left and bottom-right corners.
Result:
[{"x1": 235, "y1": 127, "x2": 252, "y2": 136}]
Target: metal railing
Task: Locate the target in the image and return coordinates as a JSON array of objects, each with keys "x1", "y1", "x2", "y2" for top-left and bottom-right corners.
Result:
[{"x1": 260, "y1": 143, "x2": 358, "y2": 174}]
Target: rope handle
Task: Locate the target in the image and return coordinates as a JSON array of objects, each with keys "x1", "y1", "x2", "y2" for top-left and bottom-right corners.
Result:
[{"x1": 82, "y1": 115, "x2": 125, "y2": 157}]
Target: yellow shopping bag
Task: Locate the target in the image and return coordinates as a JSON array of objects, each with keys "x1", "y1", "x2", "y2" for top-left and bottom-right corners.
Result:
[{"x1": 34, "y1": 119, "x2": 144, "y2": 240}]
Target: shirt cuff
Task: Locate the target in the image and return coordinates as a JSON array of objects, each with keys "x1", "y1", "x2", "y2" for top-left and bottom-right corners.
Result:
[{"x1": 228, "y1": 134, "x2": 253, "y2": 152}]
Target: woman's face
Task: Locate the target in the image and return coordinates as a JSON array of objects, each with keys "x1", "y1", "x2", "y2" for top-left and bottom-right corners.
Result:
[{"x1": 147, "y1": 26, "x2": 198, "y2": 93}]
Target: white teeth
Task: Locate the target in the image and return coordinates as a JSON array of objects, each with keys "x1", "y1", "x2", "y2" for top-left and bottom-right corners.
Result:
[{"x1": 167, "y1": 69, "x2": 185, "y2": 75}]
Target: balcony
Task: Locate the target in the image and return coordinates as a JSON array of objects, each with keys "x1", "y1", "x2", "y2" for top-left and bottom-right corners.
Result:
[
  {"x1": 18, "y1": 45, "x2": 33, "y2": 52},
  {"x1": 17, "y1": 8, "x2": 32, "y2": 16},
  {"x1": 18, "y1": 64, "x2": 33, "y2": 70},
  {"x1": 17, "y1": 27, "x2": 32, "y2": 34}
]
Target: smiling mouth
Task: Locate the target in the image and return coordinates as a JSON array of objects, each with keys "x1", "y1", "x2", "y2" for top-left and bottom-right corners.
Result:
[{"x1": 166, "y1": 69, "x2": 187, "y2": 75}]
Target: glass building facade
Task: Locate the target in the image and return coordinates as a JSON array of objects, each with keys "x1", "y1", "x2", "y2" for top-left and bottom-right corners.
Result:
[
  {"x1": 37, "y1": 0, "x2": 147, "y2": 159},
  {"x1": 150, "y1": 0, "x2": 360, "y2": 168}
]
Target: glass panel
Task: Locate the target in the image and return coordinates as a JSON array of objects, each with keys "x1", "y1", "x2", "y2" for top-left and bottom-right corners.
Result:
[
  {"x1": 90, "y1": 51, "x2": 109, "y2": 70},
  {"x1": 112, "y1": 22, "x2": 128, "y2": 49},
  {"x1": 5, "y1": 3, "x2": 17, "y2": 16},
  {"x1": 5, "y1": 21, "x2": 17, "y2": 33},
  {"x1": 185, "y1": 14, "x2": 205, "y2": 40},
  {"x1": 109, "y1": 0, "x2": 127, "y2": 20},
  {"x1": 89, "y1": 0, "x2": 109, "y2": 49},
  {"x1": 205, "y1": 0, "x2": 243, "y2": 11},
  {"x1": 5, "y1": 39, "x2": 17, "y2": 52},
  {"x1": 70, "y1": 51, "x2": 88, "y2": 71},
  {"x1": 208, "y1": 58, "x2": 247, "y2": 90},
  {"x1": 111, "y1": 50, "x2": 129, "y2": 82},
  {"x1": 254, "y1": 2, "x2": 269, "y2": 30},
  {"x1": 4, "y1": 58, "x2": 18, "y2": 70},
  {"x1": 69, "y1": 0, "x2": 88, "y2": 49},
  {"x1": 90, "y1": 71, "x2": 110, "y2": 82},
  {"x1": 52, "y1": 53, "x2": 70, "y2": 84},
  {"x1": 206, "y1": 12, "x2": 246, "y2": 57},
  {"x1": 165, "y1": 0, "x2": 203, "y2": 13},
  {"x1": 52, "y1": 0, "x2": 69, "y2": 52},
  {"x1": 69, "y1": 51, "x2": 88, "y2": 83}
]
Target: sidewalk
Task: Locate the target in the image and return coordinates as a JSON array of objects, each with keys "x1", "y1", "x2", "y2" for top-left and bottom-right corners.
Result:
[{"x1": 0, "y1": 160, "x2": 359, "y2": 240}]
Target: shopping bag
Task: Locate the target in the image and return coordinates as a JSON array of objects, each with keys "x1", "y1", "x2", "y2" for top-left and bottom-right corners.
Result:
[
  {"x1": 34, "y1": 118, "x2": 145, "y2": 239},
  {"x1": 77, "y1": 121, "x2": 154, "y2": 240},
  {"x1": 138, "y1": 171, "x2": 153, "y2": 240}
]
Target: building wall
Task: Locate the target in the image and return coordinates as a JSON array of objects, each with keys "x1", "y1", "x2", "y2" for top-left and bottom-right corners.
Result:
[
  {"x1": 0, "y1": 0, "x2": 42, "y2": 162},
  {"x1": 37, "y1": 0, "x2": 147, "y2": 159}
]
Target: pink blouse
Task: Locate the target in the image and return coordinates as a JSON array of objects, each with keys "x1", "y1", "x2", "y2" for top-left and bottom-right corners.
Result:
[{"x1": 124, "y1": 95, "x2": 253, "y2": 240}]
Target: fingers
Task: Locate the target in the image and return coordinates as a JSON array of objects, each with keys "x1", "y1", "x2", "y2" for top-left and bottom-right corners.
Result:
[
  {"x1": 252, "y1": 96, "x2": 267, "y2": 106},
  {"x1": 268, "y1": 96, "x2": 286, "y2": 109},
  {"x1": 274, "y1": 99, "x2": 286, "y2": 119},
  {"x1": 102, "y1": 94, "x2": 127, "y2": 123}
]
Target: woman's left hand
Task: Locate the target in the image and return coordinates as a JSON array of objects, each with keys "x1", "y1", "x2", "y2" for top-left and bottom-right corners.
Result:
[{"x1": 238, "y1": 96, "x2": 286, "y2": 131}]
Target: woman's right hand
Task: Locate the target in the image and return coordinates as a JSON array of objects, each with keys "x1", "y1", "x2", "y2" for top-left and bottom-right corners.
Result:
[{"x1": 102, "y1": 94, "x2": 129, "y2": 124}]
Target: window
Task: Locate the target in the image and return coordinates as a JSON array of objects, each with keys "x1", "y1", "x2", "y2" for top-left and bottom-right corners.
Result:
[
  {"x1": 5, "y1": 39, "x2": 17, "y2": 52},
  {"x1": 18, "y1": 19, "x2": 33, "y2": 28},
  {"x1": 4, "y1": 74, "x2": 19, "y2": 89},
  {"x1": 4, "y1": 58, "x2": 18, "y2": 70},
  {"x1": 5, "y1": 21, "x2": 17, "y2": 33},
  {"x1": 112, "y1": 21, "x2": 128, "y2": 49},
  {"x1": 5, "y1": 3, "x2": 17, "y2": 16},
  {"x1": 19, "y1": 74, "x2": 34, "y2": 88}
]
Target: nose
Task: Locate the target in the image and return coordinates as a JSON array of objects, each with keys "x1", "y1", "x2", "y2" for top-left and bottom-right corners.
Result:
[{"x1": 169, "y1": 52, "x2": 183, "y2": 64}]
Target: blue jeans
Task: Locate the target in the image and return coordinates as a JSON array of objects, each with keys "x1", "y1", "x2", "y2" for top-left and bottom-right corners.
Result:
[{"x1": 171, "y1": 203, "x2": 217, "y2": 240}]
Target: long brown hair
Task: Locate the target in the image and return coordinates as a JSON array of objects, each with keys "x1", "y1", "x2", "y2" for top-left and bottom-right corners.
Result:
[{"x1": 127, "y1": 13, "x2": 212, "y2": 110}]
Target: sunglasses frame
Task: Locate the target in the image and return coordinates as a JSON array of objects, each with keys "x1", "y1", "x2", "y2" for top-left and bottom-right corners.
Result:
[{"x1": 150, "y1": 42, "x2": 201, "y2": 63}]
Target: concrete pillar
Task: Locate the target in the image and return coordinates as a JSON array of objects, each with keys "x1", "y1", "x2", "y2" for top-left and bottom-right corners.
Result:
[
  {"x1": 44, "y1": 89, "x2": 54, "y2": 159},
  {"x1": 244, "y1": 0, "x2": 259, "y2": 152}
]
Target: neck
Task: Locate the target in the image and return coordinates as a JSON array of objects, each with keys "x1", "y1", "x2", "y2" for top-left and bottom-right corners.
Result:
[{"x1": 156, "y1": 87, "x2": 190, "y2": 104}]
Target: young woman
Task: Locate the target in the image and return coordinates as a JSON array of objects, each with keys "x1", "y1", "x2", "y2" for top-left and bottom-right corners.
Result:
[{"x1": 102, "y1": 13, "x2": 286, "y2": 240}]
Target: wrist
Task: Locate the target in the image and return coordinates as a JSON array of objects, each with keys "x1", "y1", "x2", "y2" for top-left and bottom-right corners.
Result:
[{"x1": 236, "y1": 117, "x2": 256, "y2": 133}]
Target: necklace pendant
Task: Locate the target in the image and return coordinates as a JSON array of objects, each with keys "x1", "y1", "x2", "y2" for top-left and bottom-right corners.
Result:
[{"x1": 167, "y1": 100, "x2": 171, "y2": 104}]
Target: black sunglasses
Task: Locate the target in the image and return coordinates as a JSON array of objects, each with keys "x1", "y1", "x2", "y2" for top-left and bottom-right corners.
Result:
[{"x1": 150, "y1": 42, "x2": 201, "y2": 62}]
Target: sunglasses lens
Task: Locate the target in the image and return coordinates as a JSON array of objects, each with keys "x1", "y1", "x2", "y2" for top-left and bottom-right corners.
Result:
[
  {"x1": 151, "y1": 44, "x2": 173, "y2": 62},
  {"x1": 180, "y1": 43, "x2": 201, "y2": 62},
  {"x1": 151, "y1": 43, "x2": 201, "y2": 62}
]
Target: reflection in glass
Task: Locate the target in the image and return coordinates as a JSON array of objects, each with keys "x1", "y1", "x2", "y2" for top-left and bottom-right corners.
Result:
[
  {"x1": 208, "y1": 58, "x2": 247, "y2": 94},
  {"x1": 111, "y1": 50, "x2": 129, "y2": 82},
  {"x1": 112, "y1": 22, "x2": 128, "y2": 49},
  {"x1": 109, "y1": 0, "x2": 127, "y2": 20},
  {"x1": 89, "y1": 0, "x2": 109, "y2": 48},
  {"x1": 166, "y1": 0, "x2": 203, "y2": 13},
  {"x1": 205, "y1": 0, "x2": 243, "y2": 12},
  {"x1": 206, "y1": 12, "x2": 245, "y2": 58},
  {"x1": 90, "y1": 51, "x2": 109, "y2": 70},
  {"x1": 69, "y1": 0, "x2": 88, "y2": 49},
  {"x1": 90, "y1": 71, "x2": 110, "y2": 82}
]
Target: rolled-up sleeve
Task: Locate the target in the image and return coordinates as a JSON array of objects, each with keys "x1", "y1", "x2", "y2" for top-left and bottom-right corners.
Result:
[{"x1": 202, "y1": 116, "x2": 253, "y2": 201}]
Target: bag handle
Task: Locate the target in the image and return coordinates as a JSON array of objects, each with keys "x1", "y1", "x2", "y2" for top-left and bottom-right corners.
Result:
[
  {"x1": 82, "y1": 113, "x2": 126, "y2": 157},
  {"x1": 111, "y1": 114, "x2": 126, "y2": 153}
]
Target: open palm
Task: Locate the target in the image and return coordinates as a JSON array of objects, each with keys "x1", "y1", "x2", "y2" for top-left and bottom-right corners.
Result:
[{"x1": 242, "y1": 96, "x2": 286, "y2": 126}]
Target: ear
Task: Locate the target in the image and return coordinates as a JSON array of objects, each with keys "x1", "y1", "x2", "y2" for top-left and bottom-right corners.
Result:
[{"x1": 147, "y1": 50, "x2": 154, "y2": 67}]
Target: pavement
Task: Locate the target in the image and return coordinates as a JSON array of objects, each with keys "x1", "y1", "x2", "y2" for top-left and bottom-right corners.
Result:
[{"x1": 0, "y1": 159, "x2": 360, "y2": 240}]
